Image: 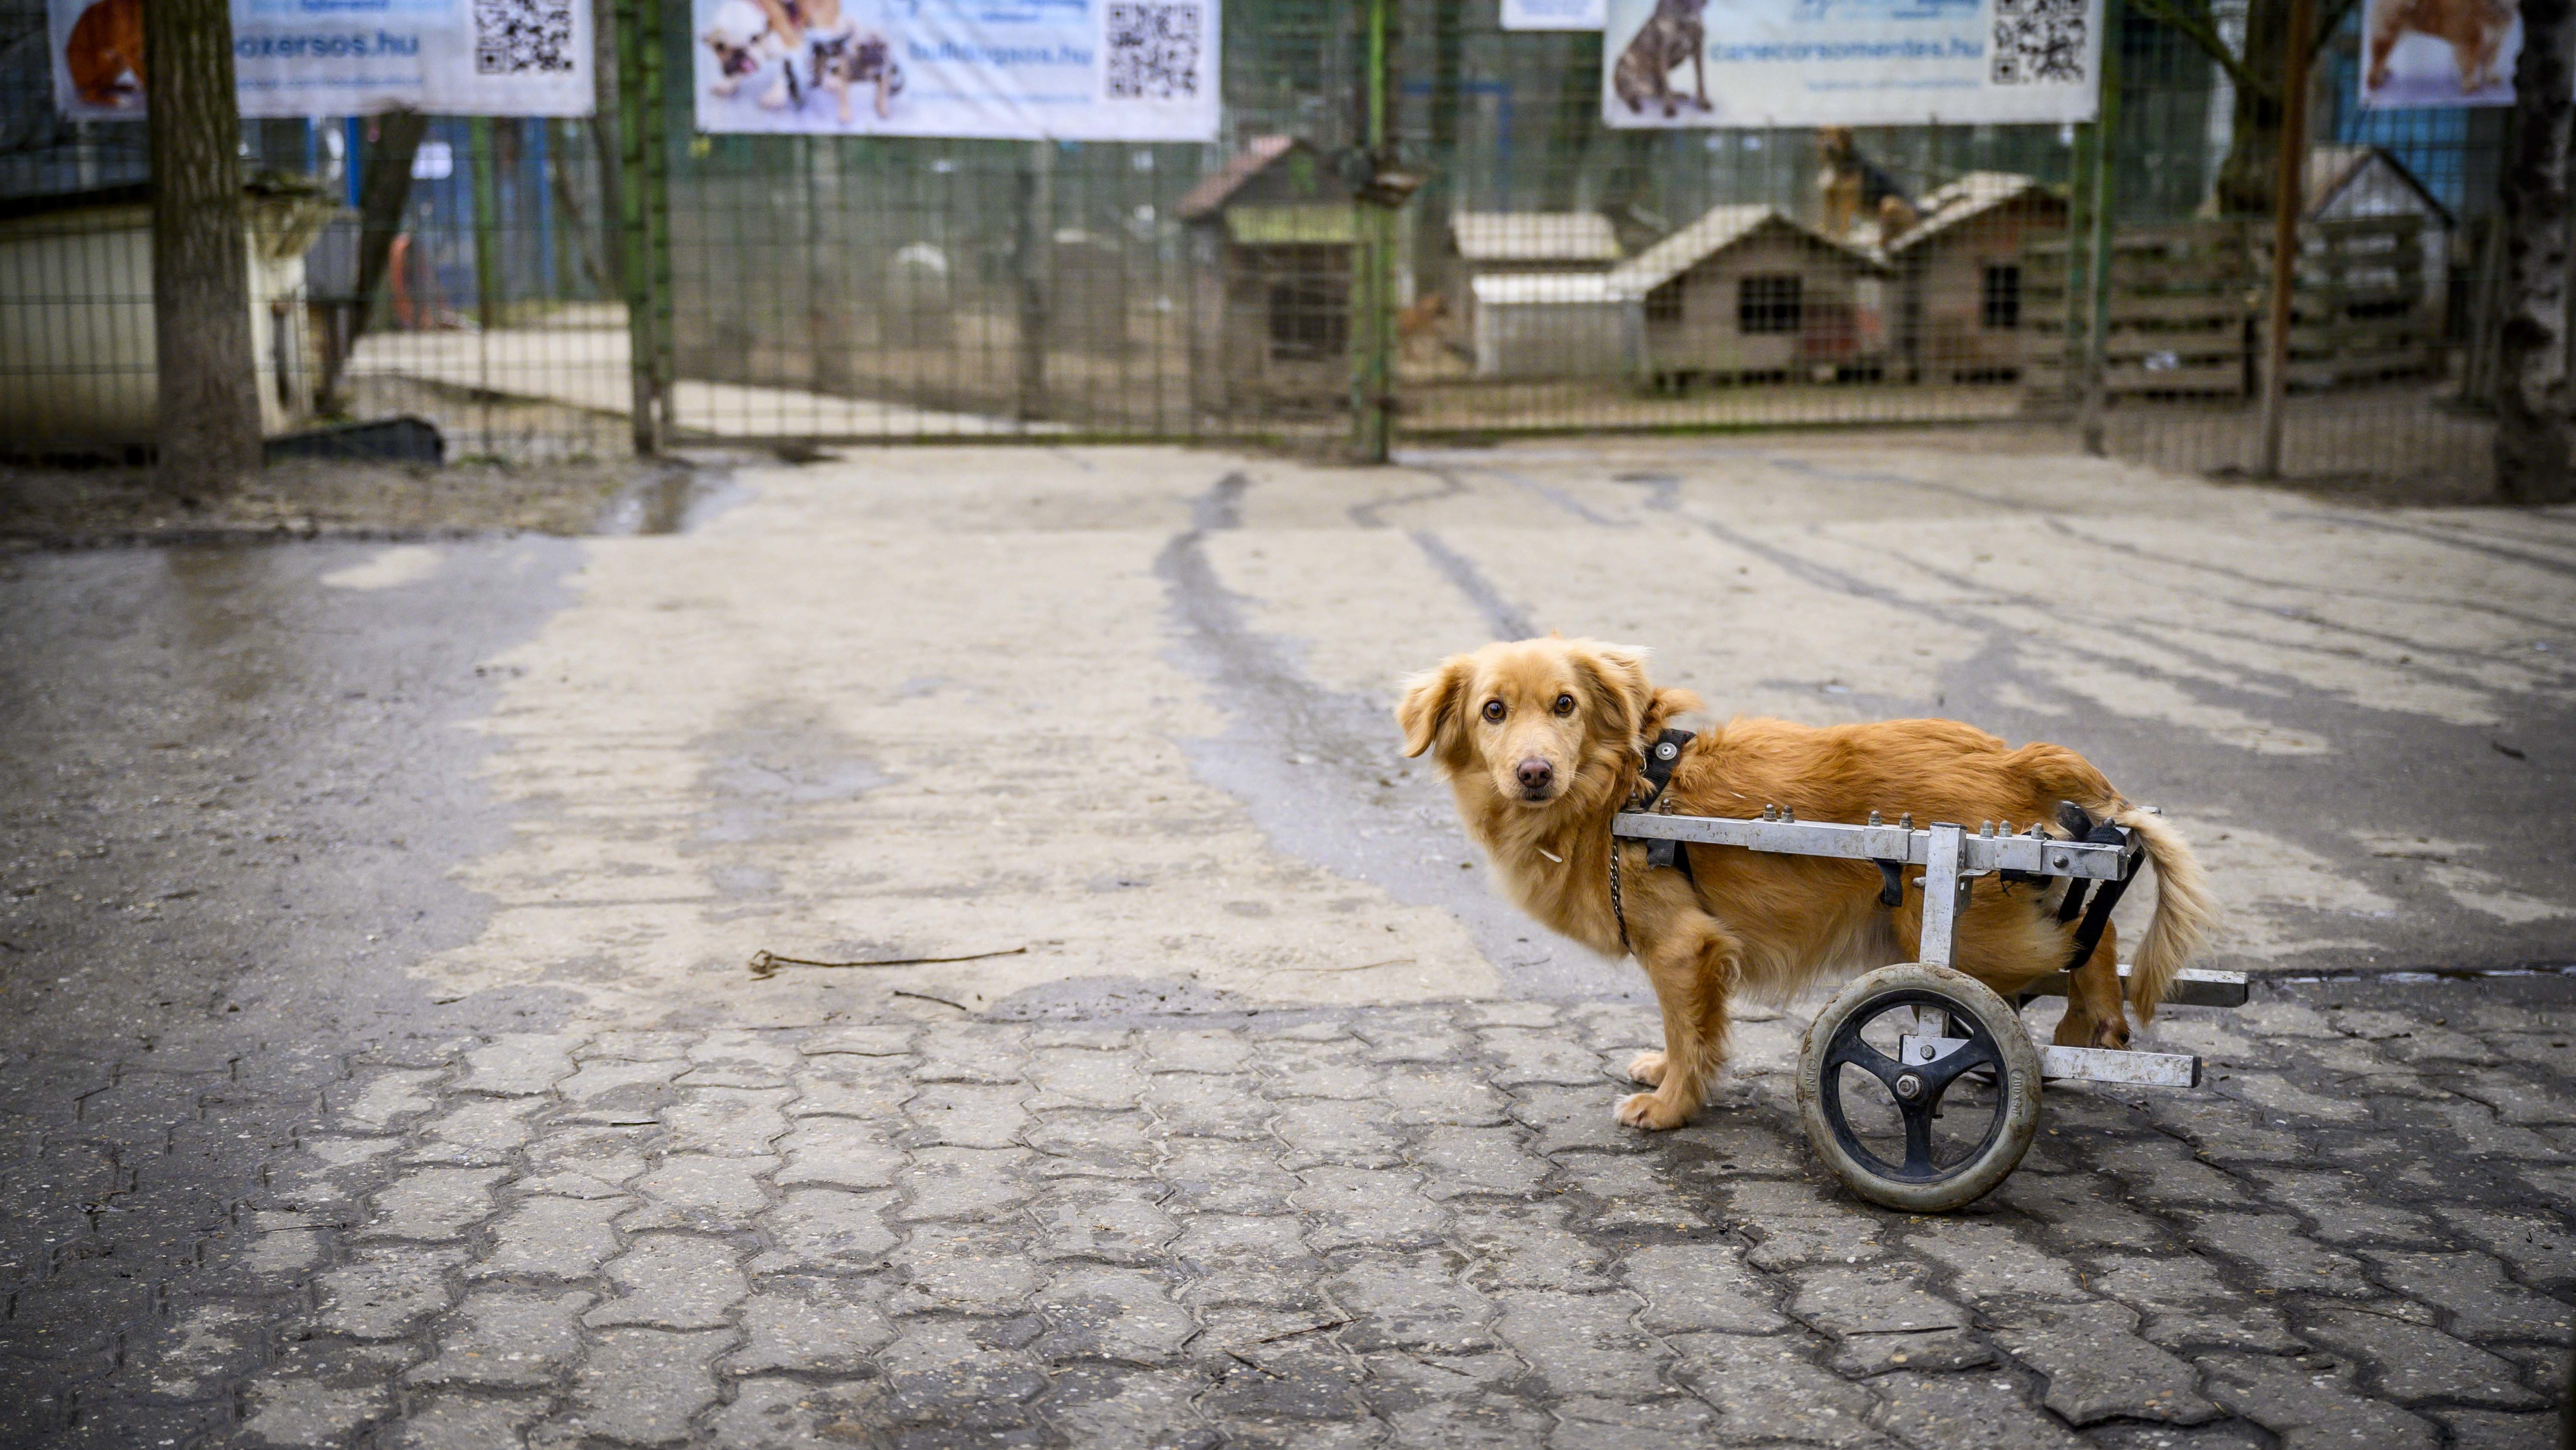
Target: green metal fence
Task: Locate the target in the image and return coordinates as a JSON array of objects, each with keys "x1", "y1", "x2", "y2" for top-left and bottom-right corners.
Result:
[{"x1": 0, "y1": 0, "x2": 2526, "y2": 491}]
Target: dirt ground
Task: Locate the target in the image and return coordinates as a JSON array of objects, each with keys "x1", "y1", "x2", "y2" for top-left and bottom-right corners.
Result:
[
  {"x1": 0, "y1": 418, "x2": 2524, "y2": 552},
  {"x1": 0, "y1": 456, "x2": 703, "y2": 546}
]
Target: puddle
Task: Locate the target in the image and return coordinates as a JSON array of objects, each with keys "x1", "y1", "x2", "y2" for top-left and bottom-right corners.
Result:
[{"x1": 597, "y1": 467, "x2": 751, "y2": 536}]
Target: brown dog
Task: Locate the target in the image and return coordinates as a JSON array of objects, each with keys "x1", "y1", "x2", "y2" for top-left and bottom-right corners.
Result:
[
  {"x1": 64, "y1": 0, "x2": 145, "y2": 109},
  {"x1": 1611, "y1": 0, "x2": 1711, "y2": 118},
  {"x1": 1398, "y1": 637, "x2": 2213, "y2": 1130},
  {"x1": 2366, "y1": 0, "x2": 2514, "y2": 94}
]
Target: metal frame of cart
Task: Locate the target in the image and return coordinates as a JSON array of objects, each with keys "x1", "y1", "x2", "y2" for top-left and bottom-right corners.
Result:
[{"x1": 1612, "y1": 809, "x2": 2249, "y2": 1210}]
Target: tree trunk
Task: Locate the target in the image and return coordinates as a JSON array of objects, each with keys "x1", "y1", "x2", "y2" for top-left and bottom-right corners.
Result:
[
  {"x1": 2494, "y1": 0, "x2": 2574, "y2": 502},
  {"x1": 2213, "y1": 0, "x2": 2293, "y2": 216},
  {"x1": 146, "y1": 0, "x2": 260, "y2": 497},
  {"x1": 317, "y1": 109, "x2": 429, "y2": 411}
]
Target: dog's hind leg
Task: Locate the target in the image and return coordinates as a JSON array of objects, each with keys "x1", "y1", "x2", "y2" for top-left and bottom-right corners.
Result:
[
  {"x1": 2365, "y1": 5, "x2": 2406, "y2": 89},
  {"x1": 2050, "y1": 922, "x2": 2129, "y2": 1050},
  {"x1": 1618, "y1": 918, "x2": 1740, "y2": 1130}
]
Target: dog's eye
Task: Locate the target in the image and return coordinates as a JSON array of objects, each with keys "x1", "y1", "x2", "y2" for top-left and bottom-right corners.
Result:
[
  {"x1": 1481, "y1": 699, "x2": 1506, "y2": 723},
  {"x1": 1553, "y1": 693, "x2": 1576, "y2": 716}
]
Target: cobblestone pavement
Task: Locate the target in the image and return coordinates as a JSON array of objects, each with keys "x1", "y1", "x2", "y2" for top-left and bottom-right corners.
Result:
[
  {"x1": 6, "y1": 978, "x2": 2573, "y2": 1448},
  {"x1": 5, "y1": 439, "x2": 2572, "y2": 1447}
]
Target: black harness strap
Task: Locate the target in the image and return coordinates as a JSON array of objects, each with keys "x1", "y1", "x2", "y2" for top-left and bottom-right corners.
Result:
[
  {"x1": 1634, "y1": 728, "x2": 1697, "y2": 884},
  {"x1": 2049, "y1": 802, "x2": 2139, "y2": 972}
]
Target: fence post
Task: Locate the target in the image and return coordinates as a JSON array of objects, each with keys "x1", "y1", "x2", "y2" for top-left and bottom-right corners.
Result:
[
  {"x1": 612, "y1": 0, "x2": 664, "y2": 455},
  {"x1": 471, "y1": 117, "x2": 503, "y2": 332},
  {"x1": 2079, "y1": 0, "x2": 2120, "y2": 456},
  {"x1": 642, "y1": 0, "x2": 676, "y2": 442},
  {"x1": 2061, "y1": 120, "x2": 2093, "y2": 411},
  {"x1": 1351, "y1": 0, "x2": 1395, "y2": 463},
  {"x1": 2258, "y1": 0, "x2": 2315, "y2": 478},
  {"x1": 1016, "y1": 142, "x2": 1054, "y2": 424}
]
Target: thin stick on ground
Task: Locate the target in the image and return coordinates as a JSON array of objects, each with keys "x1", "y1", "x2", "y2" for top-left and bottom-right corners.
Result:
[{"x1": 747, "y1": 945, "x2": 1027, "y2": 979}]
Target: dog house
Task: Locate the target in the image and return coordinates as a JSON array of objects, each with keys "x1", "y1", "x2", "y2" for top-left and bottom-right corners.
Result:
[
  {"x1": 2304, "y1": 145, "x2": 2452, "y2": 323},
  {"x1": 1885, "y1": 172, "x2": 2067, "y2": 382},
  {"x1": 1468, "y1": 272, "x2": 1642, "y2": 380},
  {"x1": 1177, "y1": 136, "x2": 1355, "y2": 417},
  {"x1": 1448, "y1": 211, "x2": 1621, "y2": 328},
  {"x1": 1609, "y1": 204, "x2": 1891, "y2": 383},
  {"x1": 0, "y1": 179, "x2": 333, "y2": 454}
]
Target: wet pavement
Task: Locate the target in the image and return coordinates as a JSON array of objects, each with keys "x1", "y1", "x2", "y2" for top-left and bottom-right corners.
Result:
[{"x1": 1, "y1": 437, "x2": 2573, "y2": 1447}]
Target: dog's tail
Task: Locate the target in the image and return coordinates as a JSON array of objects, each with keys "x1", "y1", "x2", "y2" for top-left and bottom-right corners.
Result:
[{"x1": 2103, "y1": 804, "x2": 2214, "y2": 1021}]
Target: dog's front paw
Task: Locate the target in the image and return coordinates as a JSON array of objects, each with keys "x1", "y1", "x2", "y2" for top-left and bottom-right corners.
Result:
[
  {"x1": 1614, "y1": 1091, "x2": 1694, "y2": 1131},
  {"x1": 1626, "y1": 1050, "x2": 1667, "y2": 1087}
]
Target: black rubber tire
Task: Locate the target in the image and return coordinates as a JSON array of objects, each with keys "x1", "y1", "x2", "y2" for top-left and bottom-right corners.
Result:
[{"x1": 1796, "y1": 963, "x2": 2043, "y2": 1213}]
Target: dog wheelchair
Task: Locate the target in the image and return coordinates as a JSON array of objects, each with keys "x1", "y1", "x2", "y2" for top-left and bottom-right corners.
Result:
[{"x1": 1612, "y1": 805, "x2": 2246, "y2": 1211}]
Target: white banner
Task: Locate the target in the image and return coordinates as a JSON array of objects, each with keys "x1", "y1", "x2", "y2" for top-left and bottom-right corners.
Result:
[
  {"x1": 2356, "y1": 0, "x2": 2517, "y2": 108},
  {"x1": 47, "y1": 0, "x2": 592, "y2": 120},
  {"x1": 692, "y1": 0, "x2": 1218, "y2": 140},
  {"x1": 1601, "y1": 0, "x2": 2101, "y2": 128},
  {"x1": 1504, "y1": 0, "x2": 1606, "y2": 30}
]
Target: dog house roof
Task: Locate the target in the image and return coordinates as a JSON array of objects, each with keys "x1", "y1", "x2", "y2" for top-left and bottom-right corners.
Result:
[
  {"x1": 2304, "y1": 145, "x2": 2453, "y2": 228},
  {"x1": 1451, "y1": 212, "x2": 1623, "y2": 265},
  {"x1": 1609, "y1": 204, "x2": 1885, "y2": 295},
  {"x1": 1884, "y1": 172, "x2": 2061, "y2": 255},
  {"x1": 1176, "y1": 136, "x2": 1338, "y2": 222}
]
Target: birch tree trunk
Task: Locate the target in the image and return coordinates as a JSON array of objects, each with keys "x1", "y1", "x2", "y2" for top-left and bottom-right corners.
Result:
[
  {"x1": 147, "y1": 0, "x2": 261, "y2": 496},
  {"x1": 2494, "y1": 0, "x2": 2574, "y2": 502}
]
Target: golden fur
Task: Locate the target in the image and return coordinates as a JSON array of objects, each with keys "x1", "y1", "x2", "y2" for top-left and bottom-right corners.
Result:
[
  {"x1": 65, "y1": 0, "x2": 144, "y2": 109},
  {"x1": 2367, "y1": 0, "x2": 2514, "y2": 94},
  {"x1": 1398, "y1": 637, "x2": 2214, "y2": 1130}
]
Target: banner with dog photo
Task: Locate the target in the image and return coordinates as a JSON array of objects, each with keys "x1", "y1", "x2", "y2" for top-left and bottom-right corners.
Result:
[
  {"x1": 47, "y1": 0, "x2": 591, "y2": 120},
  {"x1": 692, "y1": 0, "x2": 1218, "y2": 140},
  {"x1": 2356, "y1": 0, "x2": 2516, "y2": 107},
  {"x1": 1601, "y1": 0, "x2": 2102, "y2": 127}
]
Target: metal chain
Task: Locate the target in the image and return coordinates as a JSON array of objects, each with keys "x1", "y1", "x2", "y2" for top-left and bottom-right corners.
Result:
[
  {"x1": 1609, "y1": 744, "x2": 1648, "y2": 958},
  {"x1": 1609, "y1": 836, "x2": 1629, "y2": 957}
]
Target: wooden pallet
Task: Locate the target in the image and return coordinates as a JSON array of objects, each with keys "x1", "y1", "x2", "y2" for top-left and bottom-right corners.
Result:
[{"x1": 2024, "y1": 217, "x2": 2439, "y2": 400}]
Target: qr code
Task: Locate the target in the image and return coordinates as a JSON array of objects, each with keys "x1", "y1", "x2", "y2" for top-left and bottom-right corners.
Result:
[
  {"x1": 1104, "y1": 1, "x2": 1202, "y2": 100},
  {"x1": 475, "y1": 0, "x2": 576, "y2": 74},
  {"x1": 1990, "y1": 0, "x2": 2086, "y2": 84}
]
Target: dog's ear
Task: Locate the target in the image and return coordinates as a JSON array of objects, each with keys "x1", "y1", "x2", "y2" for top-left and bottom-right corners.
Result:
[
  {"x1": 1573, "y1": 643, "x2": 1655, "y2": 744},
  {"x1": 1396, "y1": 656, "x2": 1473, "y2": 759}
]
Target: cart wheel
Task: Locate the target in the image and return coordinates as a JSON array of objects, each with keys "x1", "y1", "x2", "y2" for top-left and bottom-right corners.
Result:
[{"x1": 1796, "y1": 963, "x2": 2042, "y2": 1213}]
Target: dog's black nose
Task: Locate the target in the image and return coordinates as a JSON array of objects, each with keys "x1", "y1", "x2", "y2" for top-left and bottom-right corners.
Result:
[{"x1": 1517, "y1": 758, "x2": 1554, "y2": 792}]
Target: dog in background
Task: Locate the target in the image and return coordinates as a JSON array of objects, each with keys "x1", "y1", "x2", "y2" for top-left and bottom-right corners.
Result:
[
  {"x1": 1398, "y1": 291, "x2": 1449, "y2": 363},
  {"x1": 811, "y1": 25, "x2": 903, "y2": 123},
  {"x1": 1398, "y1": 637, "x2": 2213, "y2": 1130},
  {"x1": 2366, "y1": 0, "x2": 2514, "y2": 94},
  {"x1": 63, "y1": 0, "x2": 145, "y2": 109},
  {"x1": 1817, "y1": 128, "x2": 1918, "y2": 246},
  {"x1": 1612, "y1": 0, "x2": 1711, "y2": 118},
  {"x1": 703, "y1": 0, "x2": 802, "y2": 110}
]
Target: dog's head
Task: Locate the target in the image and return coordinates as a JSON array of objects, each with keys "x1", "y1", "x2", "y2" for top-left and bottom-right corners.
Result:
[
  {"x1": 1397, "y1": 637, "x2": 1698, "y2": 813},
  {"x1": 704, "y1": 0, "x2": 771, "y2": 72}
]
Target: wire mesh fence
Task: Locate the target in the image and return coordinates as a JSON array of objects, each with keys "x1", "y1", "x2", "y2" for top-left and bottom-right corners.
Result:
[{"x1": 0, "y1": 0, "x2": 2525, "y2": 491}]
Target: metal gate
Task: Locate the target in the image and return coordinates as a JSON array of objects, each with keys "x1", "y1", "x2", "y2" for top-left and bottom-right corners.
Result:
[{"x1": 0, "y1": 0, "x2": 2523, "y2": 490}]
